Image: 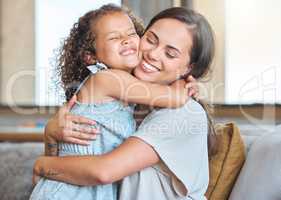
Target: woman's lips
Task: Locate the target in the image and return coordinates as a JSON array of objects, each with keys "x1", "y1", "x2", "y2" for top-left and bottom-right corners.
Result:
[{"x1": 140, "y1": 60, "x2": 160, "y2": 73}]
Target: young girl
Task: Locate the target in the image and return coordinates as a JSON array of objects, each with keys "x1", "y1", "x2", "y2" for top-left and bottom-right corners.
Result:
[{"x1": 30, "y1": 4, "x2": 193, "y2": 200}]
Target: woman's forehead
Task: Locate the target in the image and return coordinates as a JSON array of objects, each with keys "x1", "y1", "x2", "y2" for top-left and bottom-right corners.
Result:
[{"x1": 147, "y1": 18, "x2": 193, "y2": 52}]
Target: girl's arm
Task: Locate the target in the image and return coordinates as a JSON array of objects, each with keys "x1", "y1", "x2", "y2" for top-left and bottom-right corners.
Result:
[
  {"x1": 88, "y1": 69, "x2": 189, "y2": 108},
  {"x1": 34, "y1": 137, "x2": 158, "y2": 186}
]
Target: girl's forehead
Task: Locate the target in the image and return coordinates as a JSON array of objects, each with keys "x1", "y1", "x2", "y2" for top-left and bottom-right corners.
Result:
[{"x1": 93, "y1": 12, "x2": 134, "y2": 35}]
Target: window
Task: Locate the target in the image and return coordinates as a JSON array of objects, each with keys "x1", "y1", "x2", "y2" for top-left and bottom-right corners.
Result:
[
  {"x1": 225, "y1": 0, "x2": 281, "y2": 104},
  {"x1": 35, "y1": 0, "x2": 121, "y2": 105}
]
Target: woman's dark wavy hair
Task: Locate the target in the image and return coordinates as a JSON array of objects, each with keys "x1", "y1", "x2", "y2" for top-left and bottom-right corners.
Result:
[
  {"x1": 55, "y1": 4, "x2": 144, "y2": 101},
  {"x1": 146, "y1": 7, "x2": 217, "y2": 157}
]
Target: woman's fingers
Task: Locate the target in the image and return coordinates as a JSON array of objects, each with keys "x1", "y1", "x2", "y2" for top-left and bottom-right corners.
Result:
[
  {"x1": 63, "y1": 136, "x2": 92, "y2": 146},
  {"x1": 69, "y1": 128, "x2": 98, "y2": 140},
  {"x1": 60, "y1": 126, "x2": 97, "y2": 140},
  {"x1": 71, "y1": 123, "x2": 99, "y2": 134},
  {"x1": 32, "y1": 174, "x2": 41, "y2": 187},
  {"x1": 69, "y1": 115, "x2": 96, "y2": 126}
]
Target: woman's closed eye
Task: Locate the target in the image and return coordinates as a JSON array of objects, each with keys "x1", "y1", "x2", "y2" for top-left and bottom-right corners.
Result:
[
  {"x1": 146, "y1": 36, "x2": 157, "y2": 44},
  {"x1": 165, "y1": 50, "x2": 178, "y2": 59}
]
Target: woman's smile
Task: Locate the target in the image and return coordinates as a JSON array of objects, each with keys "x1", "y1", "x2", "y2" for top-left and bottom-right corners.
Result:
[{"x1": 139, "y1": 59, "x2": 160, "y2": 73}]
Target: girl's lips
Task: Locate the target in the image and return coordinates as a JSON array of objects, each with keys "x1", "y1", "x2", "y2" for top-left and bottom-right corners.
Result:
[
  {"x1": 120, "y1": 47, "x2": 137, "y2": 56},
  {"x1": 140, "y1": 60, "x2": 160, "y2": 73}
]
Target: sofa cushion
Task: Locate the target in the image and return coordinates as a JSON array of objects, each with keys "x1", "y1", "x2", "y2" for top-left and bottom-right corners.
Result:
[
  {"x1": 229, "y1": 125, "x2": 281, "y2": 200},
  {"x1": 205, "y1": 122, "x2": 246, "y2": 200},
  {"x1": 0, "y1": 142, "x2": 44, "y2": 200}
]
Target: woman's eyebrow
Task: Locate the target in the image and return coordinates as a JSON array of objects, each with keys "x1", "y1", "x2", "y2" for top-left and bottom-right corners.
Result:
[
  {"x1": 149, "y1": 30, "x2": 181, "y2": 54},
  {"x1": 147, "y1": 31, "x2": 159, "y2": 40}
]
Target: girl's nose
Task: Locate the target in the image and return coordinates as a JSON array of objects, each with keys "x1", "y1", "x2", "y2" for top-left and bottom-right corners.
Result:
[{"x1": 121, "y1": 35, "x2": 130, "y2": 45}]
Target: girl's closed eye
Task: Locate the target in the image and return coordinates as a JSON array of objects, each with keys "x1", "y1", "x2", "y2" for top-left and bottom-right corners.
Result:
[
  {"x1": 108, "y1": 34, "x2": 121, "y2": 40},
  {"x1": 128, "y1": 31, "x2": 137, "y2": 37}
]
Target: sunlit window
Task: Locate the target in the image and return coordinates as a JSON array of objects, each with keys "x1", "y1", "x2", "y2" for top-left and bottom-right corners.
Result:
[
  {"x1": 225, "y1": 0, "x2": 281, "y2": 104},
  {"x1": 35, "y1": 0, "x2": 121, "y2": 105}
]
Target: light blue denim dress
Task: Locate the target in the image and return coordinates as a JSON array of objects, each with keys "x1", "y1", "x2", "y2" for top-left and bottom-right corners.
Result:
[{"x1": 30, "y1": 63, "x2": 136, "y2": 200}]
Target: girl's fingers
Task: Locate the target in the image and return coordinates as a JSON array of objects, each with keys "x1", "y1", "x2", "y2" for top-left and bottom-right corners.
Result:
[
  {"x1": 185, "y1": 83, "x2": 199, "y2": 97},
  {"x1": 186, "y1": 75, "x2": 196, "y2": 83},
  {"x1": 188, "y1": 89, "x2": 195, "y2": 97}
]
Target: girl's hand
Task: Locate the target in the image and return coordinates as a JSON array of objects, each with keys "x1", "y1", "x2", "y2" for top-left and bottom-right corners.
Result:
[
  {"x1": 185, "y1": 75, "x2": 199, "y2": 100},
  {"x1": 45, "y1": 95, "x2": 99, "y2": 145}
]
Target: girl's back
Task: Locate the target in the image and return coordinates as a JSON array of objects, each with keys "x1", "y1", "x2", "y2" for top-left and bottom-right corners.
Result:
[{"x1": 30, "y1": 64, "x2": 136, "y2": 200}]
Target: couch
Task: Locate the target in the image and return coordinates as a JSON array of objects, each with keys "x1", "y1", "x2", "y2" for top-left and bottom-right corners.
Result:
[{"x1": 0, "y1": 123, "x2": 280, "y2": 200}]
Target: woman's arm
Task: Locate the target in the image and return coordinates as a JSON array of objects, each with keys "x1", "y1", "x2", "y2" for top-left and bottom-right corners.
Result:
[
  {"x1": 44, "y1": 95, "x2": 99, "y2": 154},
  {"x1": 34, "y1": 137, "x2": 158, "y2": 186},
  {"x1": 88, "y1": 69, "x2": 189, "y2": 108}
]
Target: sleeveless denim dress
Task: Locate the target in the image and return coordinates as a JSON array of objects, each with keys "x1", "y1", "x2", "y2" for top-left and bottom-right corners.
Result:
[{"x1": 30, "y1": 63, "x2": 136, "y2": 200}]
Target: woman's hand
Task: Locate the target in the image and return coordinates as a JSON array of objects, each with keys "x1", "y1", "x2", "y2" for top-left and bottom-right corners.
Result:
[
  {"x1": 32, "y1": 156, "x2": 44, "y2": 187},
  {"x1": 45, "y1": 95, "x2": 99, "y2": 145}
]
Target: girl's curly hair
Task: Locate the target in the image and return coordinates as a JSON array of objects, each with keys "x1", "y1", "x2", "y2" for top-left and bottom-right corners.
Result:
[{"x1": 55, "y1": 4, "x2": 144, "y2": 101}]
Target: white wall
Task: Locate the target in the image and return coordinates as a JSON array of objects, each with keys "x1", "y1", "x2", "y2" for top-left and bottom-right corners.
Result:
[
  {"x1": 225, "y1": 0, "x2": 281, "y2": 104},
  {"x1": 0, "y1": 0, "x2": 35, "y2": 105},
  {"x1": 35, "y1": 0, "x2": 121, "y2": 105}
]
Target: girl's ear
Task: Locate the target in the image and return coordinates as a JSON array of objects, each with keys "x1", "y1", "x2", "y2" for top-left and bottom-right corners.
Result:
[{"x1": 83, "y1": 51, "x2": 96, "y2": 65}]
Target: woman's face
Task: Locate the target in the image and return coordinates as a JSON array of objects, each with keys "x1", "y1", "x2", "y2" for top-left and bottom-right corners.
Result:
[{"x1": 133, "y1": 18, "x2": 193, "y2": 84}]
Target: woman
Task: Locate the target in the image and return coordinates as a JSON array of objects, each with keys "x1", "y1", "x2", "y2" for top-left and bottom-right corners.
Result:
[{"x1": 34, "y1": 7, "x2": 215, "y2": 200}]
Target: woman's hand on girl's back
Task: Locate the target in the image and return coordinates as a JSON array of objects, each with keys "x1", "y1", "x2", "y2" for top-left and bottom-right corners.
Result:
[{"x1": 45, "y1": 95, "x2": 99, "y2": 145}]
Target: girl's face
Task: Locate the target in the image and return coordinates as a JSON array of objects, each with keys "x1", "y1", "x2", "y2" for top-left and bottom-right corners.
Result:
[
  {"x1": 94, "y1": 12, "x2": 140, "y2": 71},
  {"x1": 134, "y1": 18, "x2": 193, "y2": 84}
]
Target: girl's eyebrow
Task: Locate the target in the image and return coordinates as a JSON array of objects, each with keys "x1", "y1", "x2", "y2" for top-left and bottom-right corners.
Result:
[
  {"x1": 148, "y1": 30, "x2": 181, "y2": 54},
  {"x1": 107, "y1": 27, "x2": 136, "y2": 35}
]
